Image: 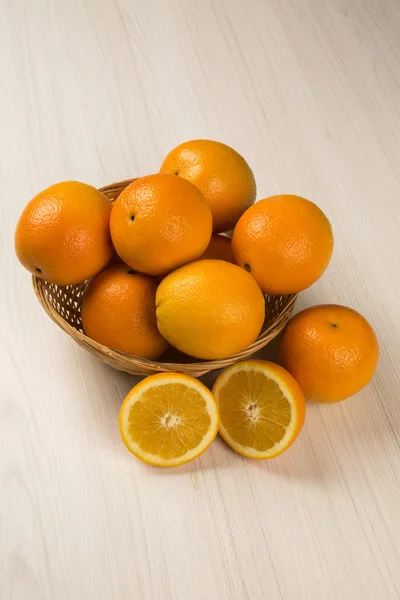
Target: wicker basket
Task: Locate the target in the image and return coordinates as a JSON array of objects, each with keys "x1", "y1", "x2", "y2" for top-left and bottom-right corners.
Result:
[{"x1": 32, "y1": 179, "x2": 297, "y2": 377}]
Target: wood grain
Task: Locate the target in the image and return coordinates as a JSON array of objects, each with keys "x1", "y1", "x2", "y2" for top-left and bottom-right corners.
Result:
[{"x1": 1, "y1": 0, "x2": 400, "y2": 598}]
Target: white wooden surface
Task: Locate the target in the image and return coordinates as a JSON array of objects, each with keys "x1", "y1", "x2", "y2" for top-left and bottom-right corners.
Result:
[{"x1": 1, "y1": 1, "x2": 400, "y2": 598}]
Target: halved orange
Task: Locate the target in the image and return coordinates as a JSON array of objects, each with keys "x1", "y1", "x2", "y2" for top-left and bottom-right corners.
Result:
[
  {"x1": 119, "y1": 373, "x2": 219, "y2": 467},
  {"x1": 213, "y1": 360, "x2": 306, "y2": 459}
]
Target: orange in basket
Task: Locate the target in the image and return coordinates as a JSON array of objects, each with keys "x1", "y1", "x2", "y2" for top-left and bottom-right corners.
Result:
[
  {"x1": 110, "y1": 174, "x2": 212, "y2": 276},
  {"x1": 32, "y1": 179, "x2": 297, "y2": 377}
]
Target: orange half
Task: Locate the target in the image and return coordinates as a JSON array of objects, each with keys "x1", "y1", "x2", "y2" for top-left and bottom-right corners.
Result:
[
  {"x1": 119, "y1": 373, "x2": 219, "y2": 467},
  {"x1": 213, "y1": 360, "x2": 306, "y2": 459}
]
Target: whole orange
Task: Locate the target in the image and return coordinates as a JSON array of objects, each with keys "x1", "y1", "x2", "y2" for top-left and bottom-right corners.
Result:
[
  {"x1": 156, "y1": 259, "x2": 265, "y2": 360},
  {"x1": 200, "y1": 234, "x2": 233, "y2": 263},
  {"x1": 231, "y1": 195, "x2": 334, "y2": 294},
  {"x1": 160, "y1": 140, "x2": 256, "y2": 233},
  {"x1": 15, "y1": 181, "x2": 113, "y2": 285},
  {"x1": 279, "y1": 305, "x2": 379, "y2": 403},
  {"x1": 110, "y1": 174, "x2": 212, "y2": 276},
  {"x1": 81, "y1": 264, "x2": 168, "y2": 359}
]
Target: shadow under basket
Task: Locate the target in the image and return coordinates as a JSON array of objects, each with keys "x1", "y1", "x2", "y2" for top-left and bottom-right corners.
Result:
[{"x1": 32, "y1": 178, "x2": 297, "y2": 378}]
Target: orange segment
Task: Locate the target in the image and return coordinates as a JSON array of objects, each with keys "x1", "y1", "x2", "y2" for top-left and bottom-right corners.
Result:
[
  {"x1": 213, "y1": 361, "x2": 306, "y2": 459},
  {"x1": 119, "y1": 373, "x2": 219, "y2": 467}
]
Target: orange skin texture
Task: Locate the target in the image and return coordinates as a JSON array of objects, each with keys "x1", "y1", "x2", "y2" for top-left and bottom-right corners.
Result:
[
  {"x1": 156, "y1": 259, "x2": 265, "y2": 360},
  {"x1": 200, "y1": 234, "x2": 234, "y2": 263},
  {"x1": 160, "y1": 139, "x2": 256, "y2": 233},
  {"x1": 81, "y1": 264, "x2": 168, "y2": 360},
  {"x1": 279, "y1": 305, "x2": 379, "y2": 403},
  {"x1": 15, "y1": 181, "x2": 113, "y2": 286},
  {"x1": 110, "y1": 174, "x2": 212, "y2": 276},
  {"x1": 231, "y1": 195, "x2": 334, "y2": 295}
]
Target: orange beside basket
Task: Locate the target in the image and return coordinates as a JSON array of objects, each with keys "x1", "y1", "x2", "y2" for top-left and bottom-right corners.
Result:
[{"x1": 32, "y1": 179, "x2": 297, "y2": 377}]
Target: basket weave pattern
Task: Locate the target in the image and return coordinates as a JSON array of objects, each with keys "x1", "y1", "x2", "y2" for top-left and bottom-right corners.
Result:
[{"x1": 32, "y1": 179, "x2": 297, "y2": 377}]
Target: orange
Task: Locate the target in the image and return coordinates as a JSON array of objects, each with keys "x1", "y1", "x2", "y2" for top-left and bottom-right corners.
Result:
[
  {"x1": 200, "y1": 234, "x2": 233, "y2": 263},
  {"x1": 119, "y1": 373, "x2": 219, "y2": 467},
  {"x1": 156, "y1": 259, "x2": 265, "y2": 360},
  {"x1": 81, "y1": 264, "x2": 168, "y2": 359},
  {"x1": 110, "y1": 174, "x2": 212, "y2": 276},
  {"x1": 231, "y1": 195, "x2": 334, "y2": 294},
  {"x1": 15, "y1": 181, "x2": 113, "y2": 285},
  {"x1": 213, "y1": 360, "x2": 306, "y2": 459},
  {"x1": 160, "y1": 139, "x2": 256, "y2": 233},
  {"x1": 279, "y1": 304, "x2": 379, "y2": 403}
]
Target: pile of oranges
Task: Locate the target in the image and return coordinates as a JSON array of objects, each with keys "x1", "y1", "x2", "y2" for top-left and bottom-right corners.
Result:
[{"x1": 15, "y1": 139, "x2": 379, "y2": 467}]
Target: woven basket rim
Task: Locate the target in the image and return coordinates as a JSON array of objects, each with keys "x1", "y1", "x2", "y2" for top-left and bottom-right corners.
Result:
[{"x1": 32, "y1": 275, "x2": 297, "y2": 369}]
